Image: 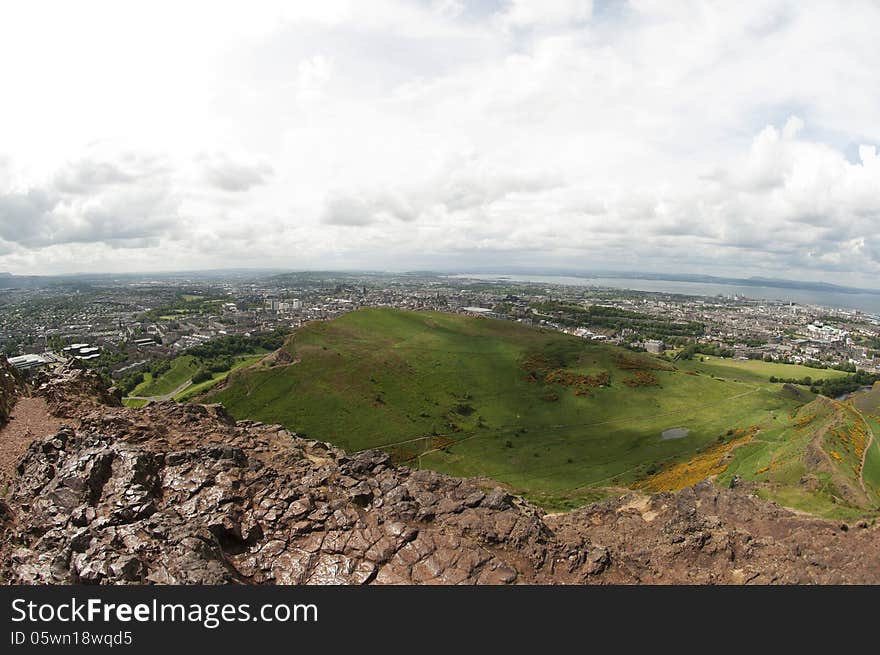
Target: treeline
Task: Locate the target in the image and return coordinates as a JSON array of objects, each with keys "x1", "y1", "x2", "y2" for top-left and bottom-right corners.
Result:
[
  {"x1": 771, "y1": 370, "x2": 880, "y2": 397},
  {"x1": 855, "y1": 334, "x2": 880, "y2": 350},
  {"x1": 531, "y1": 301, "x2": 704, "y2": 340},
  {"x1": 186, "y1": 329, "x2": 289, "y2": 359},
  {"x1": 676, "y1": 343, "x2": 734, "y2": 359},
  {"x1": 190, "y1": 355, "x2": 244, "y2": 385},
  {"x1": 187, "y1": 330, "x2": 289, "y2": 387},
  {"x1": 765, "y1": 359, "x2": 856, "y2": 372},
  {"x1": 115, "y1": 357, "x2": 175, "y2": 395},
  {"x1": 813, "y1": 370, "x2": 879, "y2": 397},
  {"x1": 770, "y1": 375, "x2": 826, "y2": 385},
  {"x1": 117, "y1": 329, "x2": 289, "y2": 395}
]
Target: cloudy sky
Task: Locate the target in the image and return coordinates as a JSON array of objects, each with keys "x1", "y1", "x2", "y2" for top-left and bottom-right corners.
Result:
[{"x1": 1, "y1": 1, "x2": 879, "y2": 285}]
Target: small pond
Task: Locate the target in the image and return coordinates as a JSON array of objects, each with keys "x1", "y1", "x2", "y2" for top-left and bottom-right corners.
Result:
[{"x1": 661, "y1": 427, "x2": 690, "y2": 440}]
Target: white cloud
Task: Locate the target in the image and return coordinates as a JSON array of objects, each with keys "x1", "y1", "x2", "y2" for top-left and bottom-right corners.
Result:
[
  {"x1": 198, "y1": 153, "x2": 274, "y2": 192},
  {"x1": 497, "y1": 0, "x2": 593, "y2": 29},
  {"x1": 0, "y1": 1, "x2": 879, "y2": 285}
]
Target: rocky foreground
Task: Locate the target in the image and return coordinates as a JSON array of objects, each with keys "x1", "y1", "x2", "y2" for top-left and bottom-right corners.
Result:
[
  {"x1": 1, "y1": 364, "x2": 879, "y2": 584},
  {"x1": 0, "y1": 356, "x2": 22, "y2": 426}
]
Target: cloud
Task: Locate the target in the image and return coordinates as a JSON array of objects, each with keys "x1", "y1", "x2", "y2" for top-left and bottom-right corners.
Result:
[
  {"x1": 496, "y1": 0, "x2": 592, "y2": 29},
  {"x1": 1, "y1": 1, "x2": 880, "y2": 284},
  {"x1": 52, "y1": 152, "x2": 168, "y2": 194},
  {"x1": 439, "y1": 164, "x2": 563, "y2": 211},
  {"x1": 320, "y1": 156, "x2": 563, "y2": 227},
  {"x1": 322, "y1": 190, "x2": 418, "y2": 226},
  {"x1": 322, "y1": 193, "x2": 377, "y2": 226},
  {"x1": 199, "y1": 153, "x2": 273, "y2": 192},
  {"x1": 0, "y1": 150, "x2": 181, "y2": 248}
]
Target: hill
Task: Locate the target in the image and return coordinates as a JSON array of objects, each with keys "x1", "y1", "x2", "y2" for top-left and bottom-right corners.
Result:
[
  {"x1": 637, "y1": 392, "x2": 880, "y2": 519},
  {"x1": 208, "y1": 308, "x2": 808, "y2": 509}
]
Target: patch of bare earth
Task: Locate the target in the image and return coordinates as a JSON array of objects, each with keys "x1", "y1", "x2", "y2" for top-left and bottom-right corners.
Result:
[{"x1": 0, "y1": 397, "x2": 67, "y2": 490}]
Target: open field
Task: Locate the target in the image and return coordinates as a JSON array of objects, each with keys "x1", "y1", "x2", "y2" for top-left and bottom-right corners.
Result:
[
  {"x1": 209, "y1": 308, "x2": 817, "y2": 509},
  {"x1": 677, "y1": 357, "x2": 851, "y2": 385}
]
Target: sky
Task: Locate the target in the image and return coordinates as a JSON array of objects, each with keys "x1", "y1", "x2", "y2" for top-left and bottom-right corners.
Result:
[{"x1": 1, "y1": 0, "x2": 879, "y2": 285}]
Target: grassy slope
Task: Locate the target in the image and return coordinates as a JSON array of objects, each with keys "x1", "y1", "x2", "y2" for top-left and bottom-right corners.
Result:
[
  {"x1": 677, "y1": 357, "x2": 850, "y2": 385},
  {"x1": 715, "y1": 394, "x2": 880, "y2": 519},
  {"x1": 209, "y1": 309, "x2": 805, "y2": 507},
  {"x1": 130, "y1": 355, "x2": 199, "y2": 397},
  {"x1": 175, "y1": 354, "x2": 265, "y2": 401},
  {"x1": 123, "y1": 352, "x2": 268, "y2": 406},
  {"x1": 853, "y1": 383, "x2": 880, "y2": 500}
]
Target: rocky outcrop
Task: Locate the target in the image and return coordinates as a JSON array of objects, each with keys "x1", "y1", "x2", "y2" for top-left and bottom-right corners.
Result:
[
  {"x1": 32, "y1": 359, "x2": 121, "y2": 418},
  {"x1": 1, "y1": 401, "x2": 550, "y2": 584},
  {"x1": 546, "y1": 484, "x2": 880, "y2": 584},
  {"x1": 1, "y1": 374, "x2": 879, "y2": 585},
  {"x1": 0, "y1": 356, "x2": 22, "y2": 425}
]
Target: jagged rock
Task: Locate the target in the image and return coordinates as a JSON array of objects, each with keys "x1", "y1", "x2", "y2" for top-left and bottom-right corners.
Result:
[
  {"x1": 0, "y1": 397, "x2": 554, "y2": 584},
  {"x1": 3, "y1": 367, "x2": 880, "y2": 585},
  {"x1": 0, "y1": 356, "x2": 23, "y2": 425},
  {"x1": 33, "y1": 360, "x2": 121, "y2": 417}
]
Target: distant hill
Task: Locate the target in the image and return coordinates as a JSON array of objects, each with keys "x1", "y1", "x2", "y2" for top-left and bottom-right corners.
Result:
[{"x1": 0, "y1": 272, "x2": 47, "y2": 289}]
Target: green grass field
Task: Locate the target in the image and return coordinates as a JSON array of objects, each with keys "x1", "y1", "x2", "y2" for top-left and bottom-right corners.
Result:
[
  {"x1": 129, "y1": 355, "x2": 200, "y2": 397},
  {"x1": 175, "y1": 354, "x2": 265, "y2": 401},
  {"x1": 853, "y1": 384, "x2": 880, "y2": 501},
  {"x1": 677, "y1": 357, "x2": 850, "y2": 385},
  {"x1": 208, "y1": 308, "x2": 826, "y2": 509},
  {"x1": 124, "y1": 352, "x2": 267, "y2": 405},
  {"x1": 713, "y1": 390, "x2": 880, "y2": 518}
]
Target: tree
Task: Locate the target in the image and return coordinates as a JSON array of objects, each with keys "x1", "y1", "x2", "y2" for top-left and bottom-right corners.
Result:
[{"x1": 191, "y1": 369, "x2": 213, "y2": 384}]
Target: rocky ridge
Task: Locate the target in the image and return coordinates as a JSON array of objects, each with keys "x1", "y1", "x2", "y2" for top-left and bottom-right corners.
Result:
[
  {"x1": 0, "y1": 356, "x2": 22, "y2": 425},
  {"x1": 1, "y1": 366, "x2": 879, "y2": 584}
]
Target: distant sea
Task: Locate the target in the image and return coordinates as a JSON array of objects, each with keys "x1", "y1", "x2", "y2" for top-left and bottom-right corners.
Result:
[{"x1": 453, "y1": 273, "x2": 880, "y2": 315}]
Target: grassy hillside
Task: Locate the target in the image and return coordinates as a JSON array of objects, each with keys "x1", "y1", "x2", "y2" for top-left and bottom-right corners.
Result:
[
  {"x1": 678, "y1": 357, "x2": 850, "y2": 385},
  {"x1": 209, "y1": 308, "x2": 815, "y2": 509},
  {"x1": 175, "y1": 354, "x2": 266, "y2": 401},
  {"x1": 712, "y1": 393, "x2": 880, "y2": 519},
  {"x1": 129, "y1": 355, "x2": 199, "y2": 397},
  {"x1": 124, "y1": 353, "x2": 266, "y2": 405}
]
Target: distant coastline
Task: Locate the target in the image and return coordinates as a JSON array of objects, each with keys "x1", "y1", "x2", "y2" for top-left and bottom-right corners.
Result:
[{"x1": 452, "y1": 272, "x2": 880, "y2": 315}]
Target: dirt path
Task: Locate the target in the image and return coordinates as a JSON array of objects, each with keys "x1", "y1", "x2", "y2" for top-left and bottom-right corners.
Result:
[
  {"x1": 125, "y1": 379, "x2": 192, "y2": 402},
  {"x1": 0, "y1": 397, "x2": 67, "y2": 489}
]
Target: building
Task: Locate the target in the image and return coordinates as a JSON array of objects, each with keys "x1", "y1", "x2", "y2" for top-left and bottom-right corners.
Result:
[
  {"x1": 133, "y1": 337, "x2": 158, "y2": 349},
  {"x1": 8, "y1": 353, "x2": 50, "y2": 371},
  {"x1": 462, "y1": 306, "x2": 497, "y2": 318},
  {"x1": 63, "y1": 343, "x2": 102, "y2": 360},
  {"x1": 644, "y1": 340, "x2": 666, "y2": 354}
]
